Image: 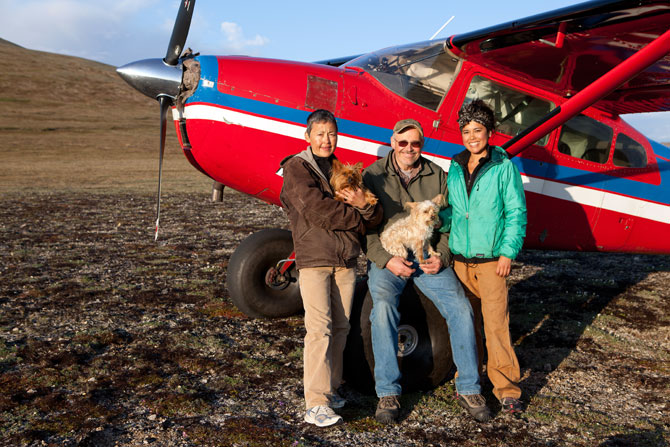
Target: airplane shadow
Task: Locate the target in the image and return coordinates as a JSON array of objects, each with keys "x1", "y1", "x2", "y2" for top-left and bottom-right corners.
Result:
[
  {"x1": 598, "y1": 425, "x2": 668, "y2": 446},
  {"x1": 507, "y1": 139, "x2": 670, "y2": 408},
  {"x1": 504, "y1": 248, "x2": 670, "y2": 404}
]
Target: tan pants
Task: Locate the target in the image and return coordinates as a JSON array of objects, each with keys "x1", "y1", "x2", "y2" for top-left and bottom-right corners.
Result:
[
  {"x1": 454, "y1": 260, "x2": 521, "y2": 401},
  {"x1": 299, "y1": 266, "x2": 356, "y2": 409}
]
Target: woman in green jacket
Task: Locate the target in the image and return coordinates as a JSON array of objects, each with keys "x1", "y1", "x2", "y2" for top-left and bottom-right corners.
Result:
[{"x1": 440, "y1": 99, "x2": 527, "y2": 414}]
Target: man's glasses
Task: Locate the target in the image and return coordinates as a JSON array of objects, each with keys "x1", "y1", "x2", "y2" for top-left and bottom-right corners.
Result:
[{"x1": 395, "y1": 139, "x2": 422, "y2": 149}]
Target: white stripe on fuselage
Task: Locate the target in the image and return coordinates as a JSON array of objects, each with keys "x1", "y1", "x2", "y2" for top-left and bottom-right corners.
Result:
[{"x1": 175, "y1": 104, "x2": 670, "y2": 224}]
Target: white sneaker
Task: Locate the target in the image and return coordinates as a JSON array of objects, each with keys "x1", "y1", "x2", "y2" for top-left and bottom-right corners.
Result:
[
  {"x1": 328, "y1": 392, "x2": 346, "y2": 409},
  {"x1": 304, "y1": 405, "x2": 343, "y2": 427}
]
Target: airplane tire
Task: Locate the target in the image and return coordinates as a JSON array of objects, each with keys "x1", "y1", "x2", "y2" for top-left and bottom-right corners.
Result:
[
  {"x1": 342, "y1": 279, "x2": 376, "y2": 392},
  {"x1": 227, "y1": 229, "x2": 302, "y2": 319},
  {"x1": 344, "y1": 279, "x2": 454, "y2": 393}
]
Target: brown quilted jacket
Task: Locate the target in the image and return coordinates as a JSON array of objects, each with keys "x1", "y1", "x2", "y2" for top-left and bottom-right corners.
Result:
[{"x1": 279, "y1": 148, "x2": 382, "y2": 270}]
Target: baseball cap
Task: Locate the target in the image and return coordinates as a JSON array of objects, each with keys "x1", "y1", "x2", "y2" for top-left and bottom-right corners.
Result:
[{"x1": 393, "y1": 119, "x2": 424, "y2": 139}]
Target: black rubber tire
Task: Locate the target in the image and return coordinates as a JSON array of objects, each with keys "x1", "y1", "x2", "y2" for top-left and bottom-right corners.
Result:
[
  {"x1": 345, "y1": 279, "x2": 454, "y2": 393},
  {"x1": 227, "y1": 229, "x2": 302, "y2": 319},
  {"x1": 343, "y1": 279, "x2": 376, "y2": 392}
]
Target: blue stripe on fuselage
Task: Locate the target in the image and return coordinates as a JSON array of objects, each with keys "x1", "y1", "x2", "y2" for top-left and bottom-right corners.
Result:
[
  {"x1": 189, "y1": 55, "x2": 669, "y2": 206},
  {"x1": 651, "y1": 139, "x2": 670, "y2": 160}
]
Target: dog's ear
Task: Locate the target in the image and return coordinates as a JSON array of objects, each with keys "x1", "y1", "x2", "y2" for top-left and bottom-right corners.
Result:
[
  {"x1": 431, "y1": 194, "x2": 444, "y2": 206},
  {"x1": 404, "y1": 201, "x2": 417, "y2": 211},
  {"x1": 331, "y1": 158, "x2": 343, "y2": 173},
  {"x1": 353, "y1": 161, "x2": 363, "y2": 171}
]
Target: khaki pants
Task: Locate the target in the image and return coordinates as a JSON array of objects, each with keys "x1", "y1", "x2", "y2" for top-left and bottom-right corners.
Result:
[
  {"x1": 454, "y1": 260, "x2": 521, "y2": 401},
  {"x1": 299, "y1": 266, "x2": 356, "y2": 409}
]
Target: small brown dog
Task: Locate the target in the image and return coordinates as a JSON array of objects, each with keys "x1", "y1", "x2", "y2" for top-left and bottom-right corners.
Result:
[
  {"x1": 380, "y1": 194, "x2": 443, "y2": 263},
  {"x1": 330, "y1": 159, "x2": 378, "y2": 206}
]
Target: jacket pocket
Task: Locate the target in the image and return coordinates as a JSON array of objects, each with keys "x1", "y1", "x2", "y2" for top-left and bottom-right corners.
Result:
[{"x1": 297, "y1": 225, "x2": 313, "y2": 243}]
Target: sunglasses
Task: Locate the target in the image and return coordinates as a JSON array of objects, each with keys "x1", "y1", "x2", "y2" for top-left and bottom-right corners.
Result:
[{"x1": 395, "y1": 139, "x2": 422, "y2": 149}]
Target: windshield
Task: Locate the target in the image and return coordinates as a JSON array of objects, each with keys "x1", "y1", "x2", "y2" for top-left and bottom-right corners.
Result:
[{"x1": 347, "y1": 41, "x2": 460, "y2": 111}]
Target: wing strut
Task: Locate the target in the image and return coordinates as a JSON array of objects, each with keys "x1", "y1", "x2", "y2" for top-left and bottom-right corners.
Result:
[{"x1": 503, "y1": 27, "x2": 670, "y2": 157}]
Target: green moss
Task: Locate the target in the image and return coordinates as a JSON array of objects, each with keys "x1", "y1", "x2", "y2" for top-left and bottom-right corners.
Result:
[
  {"x1": 0, "y1": 339, "x2": 18, "y2": 366},
  {"x1": 128, "y1": 372, "x2": 165, "y2": 388},
  {"x1": 584, "y1": 325, "x2": 627, "y2": 347},
  {"x1": 288, "y1": 347, "x2": 303, "y2": 361},
  {"x1": 146, "y1": 393, "x2": 212, "y2": 418},
  {"x1": 186, "y1": 417, "x2": 306, "y2": 447},
  {"x1": 237, "y1": 356, "x2": 277, "y2": 376},
  {"x1": 200, "y1": 300, "x2": 246, "y2": 318}
]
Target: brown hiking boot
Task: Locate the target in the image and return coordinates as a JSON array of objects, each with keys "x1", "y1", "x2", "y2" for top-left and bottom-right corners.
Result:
[
  {"x1": 375, "y1": 395, "x2": 400, "y2": 424},
  {"x1": 456, "y1": 393, "x2": 492, "y2": 422}
]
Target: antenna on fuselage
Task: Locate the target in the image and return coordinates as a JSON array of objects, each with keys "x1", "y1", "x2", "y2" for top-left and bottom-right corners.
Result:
[{"x1": 430, "y1": 16, "x2": 455, "y2": 40}]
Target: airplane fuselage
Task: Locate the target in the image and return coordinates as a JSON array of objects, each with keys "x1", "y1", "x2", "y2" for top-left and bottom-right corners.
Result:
[{"x1": 174, "y1": 49, "x2": 670, "y2": 254}]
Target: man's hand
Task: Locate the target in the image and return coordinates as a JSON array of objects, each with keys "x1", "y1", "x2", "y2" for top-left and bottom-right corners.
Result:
[
  {"x1": 496, "y1": 255, "x2": 512, "y2": 277},
  {"x1": 419, "y1": 255, "x2": 442, "y2": 275},
  {"x1": 336, "y1": 187, "x2": 367, "y2": 208},
  {"x1": 386, "y1": 256, "x2": 415, "y2": 277}
]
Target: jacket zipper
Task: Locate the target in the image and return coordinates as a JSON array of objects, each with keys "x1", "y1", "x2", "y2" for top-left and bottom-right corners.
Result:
[{"x1": 457, "y1": 150, "x2": 504, "y2": 258}]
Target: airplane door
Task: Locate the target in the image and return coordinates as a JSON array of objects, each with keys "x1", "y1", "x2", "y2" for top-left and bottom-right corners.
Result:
[
  {"x1": 543, "y1": 114, "x2": 613, "y2": 250},
  {"x1": 589, "y1": 132, "x2": 657, "y2": 250}
]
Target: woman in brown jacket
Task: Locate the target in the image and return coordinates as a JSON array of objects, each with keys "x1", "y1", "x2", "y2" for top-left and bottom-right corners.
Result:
[{"x1": 280, "y1": 109, "x2": 381, "y2": 427}]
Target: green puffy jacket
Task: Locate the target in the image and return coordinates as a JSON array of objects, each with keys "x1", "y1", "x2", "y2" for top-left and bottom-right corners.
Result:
[{"x1": 439, "y1": 146, "x2": 527, "y2": 260}]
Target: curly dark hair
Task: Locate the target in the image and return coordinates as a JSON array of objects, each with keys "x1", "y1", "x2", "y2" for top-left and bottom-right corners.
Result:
[{"x1": 458, "y1": 99, "x2": 495, "y2": 132}]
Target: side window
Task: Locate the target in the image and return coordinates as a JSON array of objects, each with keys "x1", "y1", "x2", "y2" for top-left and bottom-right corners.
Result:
[
  {"x1": 464, "y1": 75, "x2": 555, "y2": 145},
  {"x1": 613, "y1": 134, "x2": 647, "y2": 168},
  {"x1": 558, "y1": 115, "x2": 613, "y2": 164}
]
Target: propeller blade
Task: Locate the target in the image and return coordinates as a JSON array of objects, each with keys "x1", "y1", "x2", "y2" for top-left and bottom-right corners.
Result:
[
  {"x1": 165, "y1": 0, "x2": 196, "y2": 66},
  {"x1": 155, "y1": 96, "x2": 171, "y2": 241}
]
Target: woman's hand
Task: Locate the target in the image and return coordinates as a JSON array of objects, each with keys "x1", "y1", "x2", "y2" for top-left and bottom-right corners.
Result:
[
  {"x1": 336, "y1": 187, "x2": 367, "y2": 208},
  {"x1": 496, "y1": 255, "x2": 512, "y2": 277}
]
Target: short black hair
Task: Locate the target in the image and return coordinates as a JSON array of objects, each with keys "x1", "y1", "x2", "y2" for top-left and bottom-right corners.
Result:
[
  {"x1": 306, "y1": 109, "x2": 338, "y2": 135},
  {"x1": 458, "y1": 99, "x2": 495, "y2": 132}
]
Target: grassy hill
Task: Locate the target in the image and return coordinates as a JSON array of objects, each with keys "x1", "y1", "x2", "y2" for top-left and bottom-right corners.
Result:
[{"x1": 0, "y1": 39, "x2": 210, "y2": 193}]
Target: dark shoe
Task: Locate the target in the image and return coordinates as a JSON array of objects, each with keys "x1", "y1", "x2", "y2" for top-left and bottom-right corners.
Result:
[
  {"x1": 500, "y1": 397, "x2": 523, "y2": 414},
  {"x1": 375, "y1": 395, "x2": 400, "y2": 424},
  {"x1": 328, "y1": 392, "x2": 346, "y2": 409},
  {"x1": 457, "y1": 393, "x2": 492, "y2": 422}
]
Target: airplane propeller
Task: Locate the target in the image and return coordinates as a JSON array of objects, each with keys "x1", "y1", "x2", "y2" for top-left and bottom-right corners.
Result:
[
  {"x1": 155, "y1": 95, "x2": 170, "y2": 240},
  {"x1": 165, "y1": 0, "x2": 196, "y2": 66},
  {"x1": 116, "y1": 0, "x2": 196, "y2": 240}
]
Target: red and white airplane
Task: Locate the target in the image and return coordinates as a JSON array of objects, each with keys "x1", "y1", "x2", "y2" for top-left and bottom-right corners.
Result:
[{"x1": 118, "y1": 0, "x2": 670, "y2": 391}]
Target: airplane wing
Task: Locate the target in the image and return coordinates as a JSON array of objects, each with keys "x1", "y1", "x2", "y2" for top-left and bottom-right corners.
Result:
[{"x1": 446, "y1": 0, "x2": 670, "y2": 115}]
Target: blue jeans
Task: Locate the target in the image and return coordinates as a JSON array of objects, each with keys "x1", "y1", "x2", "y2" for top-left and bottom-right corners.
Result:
[{"x1": 367, "y1": 260, "x2": 481, "y2": 397}]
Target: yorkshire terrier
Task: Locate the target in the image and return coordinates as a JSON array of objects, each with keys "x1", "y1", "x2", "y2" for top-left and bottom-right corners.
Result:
[
  {"x1": 330, "y1": 159, "x2": 378, "y2": 206},
  {"x1": 380, "y1": 194, "x2": 443, "y2": 263}
]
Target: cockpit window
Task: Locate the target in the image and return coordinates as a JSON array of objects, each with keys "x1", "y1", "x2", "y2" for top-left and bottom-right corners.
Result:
[
  {"x1": 558, "y1": 114, "x2": 613, "y2": 164},
  {"x1": 347, "y1": 41, "x2": 460, "y2": 111},
  {"x1": 464, "y1": 76, "x2": 555, "y2": 146},
  {"x1": 613, "y1": 133, "x2": 647, "y2": 168}
]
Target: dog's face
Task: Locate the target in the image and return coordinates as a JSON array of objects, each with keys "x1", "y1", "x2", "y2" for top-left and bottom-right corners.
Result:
[
  {"x1": 331, "y1": 160, "x2": 364, "y2": 191},
  {"x1": 405, "y1": 194, "x2": 443, "y2": 227}
]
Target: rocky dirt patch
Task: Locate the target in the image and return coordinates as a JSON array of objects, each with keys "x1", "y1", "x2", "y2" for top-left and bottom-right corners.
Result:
[{"x1": 1, "y1": 191, "x2": 668, "y2": 446}]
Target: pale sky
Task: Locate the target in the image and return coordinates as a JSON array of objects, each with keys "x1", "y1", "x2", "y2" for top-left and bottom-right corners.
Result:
[{"x1": 1, "y1": 0, "x2": 667, "y2": 141}]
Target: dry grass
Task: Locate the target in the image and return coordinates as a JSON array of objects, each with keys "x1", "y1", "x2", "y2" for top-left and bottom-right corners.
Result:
[{"x1": 0, "y1": 39, "x2": 210, "y2": 194}]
